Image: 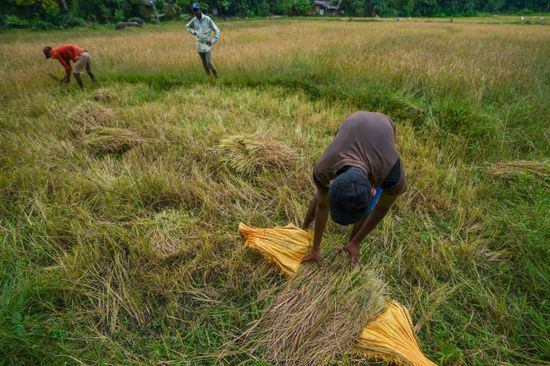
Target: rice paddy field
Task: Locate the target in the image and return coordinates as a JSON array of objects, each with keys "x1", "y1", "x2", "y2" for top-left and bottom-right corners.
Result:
[{"x1": 1, "y1": 18, "x2": 549, "y2": 365}]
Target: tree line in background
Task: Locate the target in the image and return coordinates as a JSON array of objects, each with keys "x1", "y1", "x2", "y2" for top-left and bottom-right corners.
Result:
[{"x1": 0, "y1": 0, "x2": 548, "y2": 29}]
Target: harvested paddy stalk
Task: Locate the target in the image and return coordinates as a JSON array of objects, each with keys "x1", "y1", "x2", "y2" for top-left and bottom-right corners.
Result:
[
  {"x1": 69, "y1": 101, "x2": 116, "y2": 133},
  {"x1": 91, "y1": 88, "x2": 117, "y2": 102},
  {"x1": 218, "y1": 133, "x2": 296, "y2": 176},
  {"x1": 250, "y1": 263, "x2": 387, "y2": 366},
  {"x1": 489, "y1": 160, "x2": 550, "y2": 179},
  {"x1": 82, "y1": 127, "x2": 143, "y2": 155}
]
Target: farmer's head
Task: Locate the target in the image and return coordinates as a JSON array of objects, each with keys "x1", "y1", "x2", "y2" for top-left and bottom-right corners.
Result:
[
  {"x1": 192, "y1": 3, "x2": 202, "y2": 17},
  {"x1": 42, "y1": 46, "x2": 52, "y2": 59},
  {"x1": 328, "y1": 167, "x2": 372, "y2": 225}
]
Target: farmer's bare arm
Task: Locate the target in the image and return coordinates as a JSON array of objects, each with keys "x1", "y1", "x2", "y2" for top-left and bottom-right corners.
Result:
[
  {"x1": 348, "y1": 188, "x2": 376, "y2": 241},
  {"x1": 340, "y1": 192, "x2": 398, "y2": 265},
  {"x1": 302, "y1": 193, "x2": 318, "y2": 230},
  {"x1": 302, "y1": 190, "x2": 329, "y2": 265},
  {"x1": 349, "y1": 216, "x2": 366, "y2": 241},
  {"x1": 57, "y1": 57, "x2": 72, "y2": 82}
]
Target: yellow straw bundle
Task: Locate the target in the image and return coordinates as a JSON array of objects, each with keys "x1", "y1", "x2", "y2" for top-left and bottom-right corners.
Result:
[
  {"x1": 238, "y1": 223, "x2": 311, "y2": 277},
  {"x1": 358, "y1": 301, "x2": 437, "y2": 366}
]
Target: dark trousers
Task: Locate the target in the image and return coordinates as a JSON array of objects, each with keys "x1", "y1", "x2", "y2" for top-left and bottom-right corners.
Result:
[{"x1": 198, "y1": 52, "x2": 216, "y2": 74}]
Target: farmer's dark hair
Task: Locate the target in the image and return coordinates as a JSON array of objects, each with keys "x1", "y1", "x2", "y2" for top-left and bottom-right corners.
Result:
[{"x1": 43, "y1": 46, "x2": 52, "y2": 59}]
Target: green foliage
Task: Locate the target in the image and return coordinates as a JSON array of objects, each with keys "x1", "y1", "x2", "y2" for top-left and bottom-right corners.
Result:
[
  {"x1": 1, "y1": 0, "x2": 549, "y2": 28},
  {"x1": 15, "y1": 0, "x2": 58, "y2": 12},
  {"x1": 256, "y1": 0, "x2": 271, "y2": 16},
  {"x1": 128, "y1": 16, "x2": 144, "y2": 24},
  {"x1": 340, "y1": 0, "x2": 366, "y2": 15},
  {"x1": 3, "y1": 14, "x2": 30, "y2": 28},
  {"x1": 65, "y1": 16, "x2": 86, "y2": 27},
  {"x1": 281, "y1": 0, "x2": 313, "y2": 15},
  {"x1": 114, "y1": 8, "x2": 125, "y2": 22}
]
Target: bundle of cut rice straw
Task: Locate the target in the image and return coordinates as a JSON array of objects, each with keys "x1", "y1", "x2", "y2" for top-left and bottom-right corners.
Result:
[
  {"x1": 82, "y1": 127, "x2": 143, "y2": 154},
  {"x1": 248, "y1": 262, "x2": 387, "y2": 366},
  {"x1": 69, "y1": 101, "x2": 116, "y2": 133},
  {"x1": 218, "y1": 133, "x2": 296, "y2": 176},
  {"x1": 489, "y1": 160, "x2": 550, "y2": 179}
]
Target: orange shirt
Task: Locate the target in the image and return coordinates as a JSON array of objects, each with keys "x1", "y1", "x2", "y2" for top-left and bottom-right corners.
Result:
[{"x1": 50, "y1": 44, "x2": 85, "y2": 74}]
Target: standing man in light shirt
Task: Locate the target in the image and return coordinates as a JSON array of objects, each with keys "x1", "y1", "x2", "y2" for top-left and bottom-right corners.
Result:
[{"x1": 186, "y1": 3, "x2": 220, "y2": 78}]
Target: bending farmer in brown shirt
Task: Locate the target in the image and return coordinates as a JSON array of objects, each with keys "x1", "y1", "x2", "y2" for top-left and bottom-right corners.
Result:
[
  {"x1": 43, "y1": 44, "x2": 96, "y2": 89},
  {"x1": 302, "y1": 111, "x2": 407, "y2": 266}
]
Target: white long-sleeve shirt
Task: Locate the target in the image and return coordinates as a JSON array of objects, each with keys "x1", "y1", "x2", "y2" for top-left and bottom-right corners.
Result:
[{"x1": 186, "y1": 15, "x2": 220, "y2": 53}]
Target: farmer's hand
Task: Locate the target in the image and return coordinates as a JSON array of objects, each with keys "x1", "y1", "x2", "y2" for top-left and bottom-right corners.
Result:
[
  {"x1": 339, "y1": 241, "x2": 360, "y2": 267},
  {"x1": 301, "y1": 249, "x2": 321, "y2": 266},
  {"x1": 205, "y1": 40, "x2": 212, "y2": 46}
]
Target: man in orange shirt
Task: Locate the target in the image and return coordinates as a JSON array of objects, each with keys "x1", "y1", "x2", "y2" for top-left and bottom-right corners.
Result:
[{"x1": 43, "y1": 44, "x2": 96, "y2": 89}]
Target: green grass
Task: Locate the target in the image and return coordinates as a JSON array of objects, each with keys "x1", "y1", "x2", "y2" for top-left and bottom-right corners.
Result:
[{"x1": 0, "y1": 19, "x2": 549, "y2": 365}]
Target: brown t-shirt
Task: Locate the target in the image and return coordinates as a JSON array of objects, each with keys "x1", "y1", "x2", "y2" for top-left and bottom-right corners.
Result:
[{"x1": 313, "y1": 111, "x2": 407, "y2": 196}]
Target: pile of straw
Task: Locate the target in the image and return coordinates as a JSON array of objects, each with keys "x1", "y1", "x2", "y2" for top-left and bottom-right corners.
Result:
[
  {"x1": 249, "y1": 262, "x2": 387, "y2": 366},
  {"x1": 69, "y1": 101, "x2": 116, "y2": 133},
  {"x1": 218, "y1": 133, "x2": 296, "y2": 176},
  {"x1": 489, "y1": 160, "x2": 550, "y2": 179},
  {"x1": 91, "y1": 88, "x2": 117, "y2": 102},
  {"x1": 82, "y1": 127, "x2": 143, "y2": 155}
]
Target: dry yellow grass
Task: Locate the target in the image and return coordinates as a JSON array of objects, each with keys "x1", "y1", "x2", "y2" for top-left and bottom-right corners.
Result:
[
  {"x1": 489, "y1": 160, "x2": 550, "y2": 179},
  {"x1": 0, "y1": 21, "x2": 548, "y2": 101}
]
